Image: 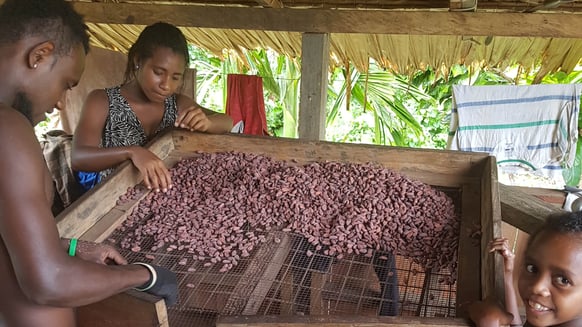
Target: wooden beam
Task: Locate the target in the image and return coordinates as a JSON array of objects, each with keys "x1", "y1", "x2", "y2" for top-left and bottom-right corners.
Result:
[
  {"x1": 255, "y1": 0, "x2": 284, "y2": 8},
  {"x1": 69, "y1": 2, "x2": 582, "y2": 38},
  {"x1": 499, "y1": 184, "x2": 565, "y2": 235},
  {"x1": 298, "y1": 33, "x2": 329, "y2": 141}
]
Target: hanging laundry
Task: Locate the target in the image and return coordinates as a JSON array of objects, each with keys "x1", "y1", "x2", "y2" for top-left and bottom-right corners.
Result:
[
  {"x1": 226, "y1": 74, "x2": 269, "y2": 136},
  {"x1": 448, "y1": 84, "x2": 581, "y2": 178}
]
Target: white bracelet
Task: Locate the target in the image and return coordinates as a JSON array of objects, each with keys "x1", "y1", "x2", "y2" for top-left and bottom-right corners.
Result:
[{"x1": 133, "y1": 262, "x2": 158, "y2": 292}]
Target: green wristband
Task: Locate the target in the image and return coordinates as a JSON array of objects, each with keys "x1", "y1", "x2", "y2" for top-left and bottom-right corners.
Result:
[{"x1": 68, "y1": 238, "x2": 78, "y2": 257}]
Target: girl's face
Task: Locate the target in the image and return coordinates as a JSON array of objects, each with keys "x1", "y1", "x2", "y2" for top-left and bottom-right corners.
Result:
[
  {"x1": 135, "y1": 46, "x2": 186, "y2": 103},
  {"x1": 518, "y1": 231, "x2": 582, "y2": 326}
]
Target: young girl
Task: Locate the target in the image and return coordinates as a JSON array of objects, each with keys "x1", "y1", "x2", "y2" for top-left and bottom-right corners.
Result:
[
  {"x1": 469, "y1": 211, "x2": 582, "y2": 326},
  {"x1": 72, "y1": 22, "x2": 233, "y2": 194}
]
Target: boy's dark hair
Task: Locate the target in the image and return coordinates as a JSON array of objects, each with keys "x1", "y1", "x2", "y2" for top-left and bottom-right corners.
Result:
[
  {"x1": 0, "y1": 0, "x2": 90, "y2": 56},
  {"x1": 529, "y1": 211, "x2": 582, "y2": 246},
  {"x1": 124, "y1": 22, "x2": 190, "y2": 84}
]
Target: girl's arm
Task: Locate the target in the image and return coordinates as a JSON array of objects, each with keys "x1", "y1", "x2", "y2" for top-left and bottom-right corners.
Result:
[{"x1": 72, "y1": 89, "x2": 172, "y2": 191}]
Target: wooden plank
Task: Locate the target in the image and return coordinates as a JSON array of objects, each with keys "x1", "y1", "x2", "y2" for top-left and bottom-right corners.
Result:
[
  {"x1": 56, "y1": 161, "x2": 140, "y2": 238},
  {"x1": 480, "y1": 157, "x2": 504, "y2": 304},
  {"x1": 298, "y1": 33, "x2": 329, "y2": 141},
  {"x1": 280, "y1": 270, "x2": 295, "y2": 315},
  {"x1": 80, "y1": 189, "x2": 150, "y2": 243},
  {"x1": 310, "y1": 272, "x2": 326, "y2": 315},
  {"x1": 79, "y1": 207, "x2": 125, "y2": 243},
  {"x1": 216, "y1": 315, "x2": 471, "y2": 326},
  {"x1": 242, "y1": 234, "x2": 292, "y2": 314},
  {"x1": 69, "y1": 3, "x2": 582, "y2": 38},
  {"x1": 56, "y1": 132, "x2": 174, "y2": 238},
  {"x1": 508, "y1": 186, "x2": 565, "y2": 206},
  {"x1": 77, "y1": 290, "x2": 168, "y2": 327},
  {"x1": 499, "y1": 184, "x2": 565, "y2": 234},
  {"x1": 171, "y1": 131, "x2": 487, "y2": 187},
  {"x1": 223, "y1": 232, "x2": 293, "y2": 315},
  {"x1": 455, "y1": 183, "x2": 481, "y2": 317},
  {"x1": 240, "y1": 234, "x2": 292, "y2": 314}
]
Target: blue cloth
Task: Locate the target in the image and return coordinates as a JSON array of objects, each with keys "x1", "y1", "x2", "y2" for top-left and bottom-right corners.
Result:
[{"x1": 75, "y1": 171, "x2": 101, "y2": 192}]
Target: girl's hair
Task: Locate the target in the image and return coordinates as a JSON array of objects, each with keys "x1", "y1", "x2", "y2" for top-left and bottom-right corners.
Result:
[
  {"x1": 528, "y1": 211, "x2": 582, "y2": 246},
  {"x1": 123, "y1": 22, "x2": 190, "y2": 84}
]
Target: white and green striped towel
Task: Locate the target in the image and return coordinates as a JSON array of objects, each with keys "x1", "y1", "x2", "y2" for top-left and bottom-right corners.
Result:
[{"x1": 448, "y1": 84, "x2": 581, "y2": 177}]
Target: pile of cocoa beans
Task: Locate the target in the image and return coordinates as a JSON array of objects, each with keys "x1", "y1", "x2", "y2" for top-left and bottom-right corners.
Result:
[{"x1": 116, "y1": 151, "x2": 460, "y2": 281}]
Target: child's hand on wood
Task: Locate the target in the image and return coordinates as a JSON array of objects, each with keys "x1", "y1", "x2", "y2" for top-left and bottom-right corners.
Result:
[
  {"x1": 488, "y1": 237, "x2": 515, "y2": 274},
  {"x1": 467, "y1": 297, "x2": 515, "y2": 327}
]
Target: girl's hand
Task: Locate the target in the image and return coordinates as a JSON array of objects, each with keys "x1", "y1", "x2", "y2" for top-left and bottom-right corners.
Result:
[
  {"x1": 175, "y1": 105, "x2": 212, "y2": 132},
  {"x1": 489, "y1": 237, "x2": 515, "y2": 274},
  {"x1": 129, "y1": 147, "x2": 172, "y2": 192}
]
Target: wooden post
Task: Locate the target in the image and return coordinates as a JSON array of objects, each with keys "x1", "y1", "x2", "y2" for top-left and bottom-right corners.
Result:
[
  {"x1": 298, "y1": 33, "x2": 329, "y2": 141},
  {"x1": 481, "y1": 157, "x2": 505, "y2": 304}
]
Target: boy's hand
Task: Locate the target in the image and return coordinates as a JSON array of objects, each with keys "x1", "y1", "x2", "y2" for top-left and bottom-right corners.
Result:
[
  {"x1": 133, "y1": 263, "x2": 179, "y2": 306},
  {"x1": 75, "y1": 240, "x2": 127, "y2": 265}
]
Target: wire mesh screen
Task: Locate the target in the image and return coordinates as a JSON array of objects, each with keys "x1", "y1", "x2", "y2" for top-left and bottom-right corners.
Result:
[
  {"x1": 101, "y1": 151, "x2": 465, "y2": 326},
  {"x1": 104, "y1": 186, "x2": 461, "y2": 327}
]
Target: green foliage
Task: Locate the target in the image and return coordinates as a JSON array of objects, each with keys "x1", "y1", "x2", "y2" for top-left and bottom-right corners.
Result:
[
  {"x1": 190, "y1": 45, "x2": 300, "y2": 137},
  {"x1": 327, "y1": 64, "x2": 427, "y2": 146},
  {"x1": 188, "y1": 44, "x2": 582, "y2": 168}
]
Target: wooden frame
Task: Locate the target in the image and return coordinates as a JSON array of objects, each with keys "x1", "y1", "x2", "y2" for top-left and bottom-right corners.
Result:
[
  {"x1": 69, "y1": 3, "x2": 582, "y2": 38},
  {"x1": 215, "y1": 315, "x2": 470, "y2": 326},
  {"x1": 77, "y1": 290, "x2": 169, "y2": 327},
  {"x1": 499, "y1": 184, "x2": 565, "y2": 234},
  {"x1": 57, "y1": 129, "x2": 503, "y2": 325}
]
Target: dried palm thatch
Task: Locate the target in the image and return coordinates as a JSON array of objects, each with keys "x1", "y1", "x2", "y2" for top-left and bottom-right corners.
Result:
[
  {"x1": 70, "y1": 0, "x2": 582, "y2": 80},
  {"x1": 87, "y1": 22, "x2": 582, "y2": 80}
]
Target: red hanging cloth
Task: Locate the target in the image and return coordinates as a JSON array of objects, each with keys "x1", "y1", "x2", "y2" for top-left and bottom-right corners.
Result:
[{"x1": 226, "y1": 74, "x2": 269, "y2": 136}]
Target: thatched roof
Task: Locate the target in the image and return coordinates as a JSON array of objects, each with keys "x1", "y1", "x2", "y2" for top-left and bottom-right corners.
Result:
[{"x1": 71, "y1": 0, "x2": 582, "y2": 80}]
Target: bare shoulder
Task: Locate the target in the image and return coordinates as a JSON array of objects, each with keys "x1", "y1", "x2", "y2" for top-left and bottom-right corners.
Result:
[
  {"x1": 0, "y1": 106, "x2": 44, "y2": 175},
  {"x1": 0, "y1": 106, "x2": 37, "y2": 145},
  {"x1": 84, "y1": 88, "x2": 109, "y2": 108}
]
